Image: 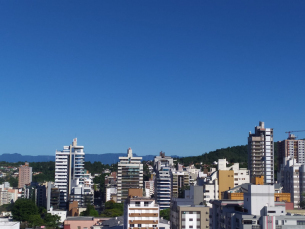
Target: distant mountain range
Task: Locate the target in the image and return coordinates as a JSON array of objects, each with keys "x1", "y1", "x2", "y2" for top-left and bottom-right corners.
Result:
[{"x1": 0, "y1": 153, "x2": 179, "y2": 164}]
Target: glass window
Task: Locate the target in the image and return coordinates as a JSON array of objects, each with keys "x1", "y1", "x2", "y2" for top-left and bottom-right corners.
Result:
[{"x1": 138, "y1": 224, "x2": 142, "y2": 227}]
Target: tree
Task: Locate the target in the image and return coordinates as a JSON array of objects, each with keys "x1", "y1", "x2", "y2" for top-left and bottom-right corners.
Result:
[
  {"x1": 12, "y1": 198, "x2": 38, "y2": 222},
  {"x1": 100, "y1": 200, "x2": 124, "y2": 217},
  {"x1": 160, "y1": 208, "x2": 170, "y2": 221},
  {"x1": 80, "y1": 205, "x2": 99, "y2": 217},
  {"x1": 29, "y1": 214, "x2": 44, "y2": 227},
  {"x1": 44, "y1": 213, "x2": 61, "y2": 228}
]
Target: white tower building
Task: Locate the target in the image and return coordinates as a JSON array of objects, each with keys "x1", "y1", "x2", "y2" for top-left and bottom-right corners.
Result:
[{"x1": 55, "y1": 138, "x2": 85, "y2": 209}]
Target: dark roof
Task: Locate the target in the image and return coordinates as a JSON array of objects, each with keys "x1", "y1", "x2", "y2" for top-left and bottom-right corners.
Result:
[{"x1": 101, "y1": 216, "x2": 124, "y2": 227}]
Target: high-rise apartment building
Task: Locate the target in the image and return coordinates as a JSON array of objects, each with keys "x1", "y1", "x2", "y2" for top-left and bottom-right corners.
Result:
[
  {"x1": 153, "y1": 152, "x2": 174, "y2": 210},
  {"x1": 248, "y1": 121, "x2": 274, "y2": 185},
  {"x1": 278, "y1": 134, "x2": 305, "y2": 167},
  {"x1": 55, "y1": 138, "x2": 85, "y2": 209},
  {"x1": 171, "y1": 171, "x2": 190, "y2": 198},
  {"x1": 117, "y1": 148, "x2": 143, "y2": 203},
  {"x1": 278, "y1": 157, "x2": 305, "y2": 208},
  {"x1": 18, "y1": 162, "x2": 32, "y2": 188}
]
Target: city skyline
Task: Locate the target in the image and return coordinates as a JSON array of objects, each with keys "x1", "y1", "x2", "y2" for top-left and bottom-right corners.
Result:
[{"x1": 0, "y1": 1, "x2": 304, "y2": 157}]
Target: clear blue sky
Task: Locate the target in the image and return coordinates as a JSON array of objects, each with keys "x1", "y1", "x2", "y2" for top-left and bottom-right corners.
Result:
[{"x1": 0, "y1": 1, "x2": 304, "y2": 157}]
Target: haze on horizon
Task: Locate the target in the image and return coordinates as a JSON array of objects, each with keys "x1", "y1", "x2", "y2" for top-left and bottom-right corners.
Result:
[{"x1": 0, "y1": 1, "x2": 304, "y2": 157}]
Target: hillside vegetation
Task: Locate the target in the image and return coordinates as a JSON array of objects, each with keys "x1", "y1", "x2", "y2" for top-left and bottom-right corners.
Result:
[{"x1": 177, "y1": 142, "x2": 279, "y2": 172}]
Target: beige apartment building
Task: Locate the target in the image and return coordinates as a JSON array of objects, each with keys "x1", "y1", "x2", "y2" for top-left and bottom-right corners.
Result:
[
  {"x1": 18, "y1": 162, "x2": 32, "y2": 188},
  {"x1": 278, "y1": 134, "x2": 305, "y2": 167},
  {"x1": 124, "y1": 189, "x2": 159, "y2": 229}
]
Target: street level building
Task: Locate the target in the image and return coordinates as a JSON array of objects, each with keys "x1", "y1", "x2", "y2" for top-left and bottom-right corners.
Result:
[
  {"x1": 124, "y1": 189, "x2": 159, "y2": 229},
  {"x1": 171, "y1": 186, "x2": 209, "y2": 229},
  {"x1": 210, "y1": 184, "x2": 305, "y2": 229}
]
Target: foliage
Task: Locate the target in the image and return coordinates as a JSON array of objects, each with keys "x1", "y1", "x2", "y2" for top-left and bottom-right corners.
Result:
[
  {"x1": 12, "y1": 198, "x2": 38, "y2": 222},
  {"x1": 143, "y1": 162, "x2": 151, "y2": 182},
  {"x1": 177, "y1": 145, "x2": 248, "y2": 166},
  {"x1": 299, "y1": 193, "x2": 305, "y2": 209},
  {"x1": 93, "y1": 173, "x2": 109, "y2": 194},
  {"x1": 0, "y1": 203, "x2": 14, "y2": 213},
  {"x1": 84, "y1": 161, "x2": 111, "y2": 175},
  {"x1": 7, "y1": 176, "x2": 18, "y2": 188},
  {"x1": 30, "y1": 161, "x2": 55, "y2": 182},
  {"x1": 160, "y1": 208, "x2": 170, "y2": 221},
  {"x1": 44, "y1": 213, "x2": 61, "y2": 228},
  {"x1": 100, "y1": 200, "x2": 124, "y2": 217},
  {"x1": 80, "y1": 205, "x2": 99, "y2": 217},
  {"x1": 29, "y1": 214, "x2": 44, "y2": 227}
]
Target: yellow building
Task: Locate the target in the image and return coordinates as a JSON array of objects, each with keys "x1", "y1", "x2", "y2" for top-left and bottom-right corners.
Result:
[
  {"x1": 251, "y1": 175, "x2": 264, "y2": 185},
  {"x1": 218, "y1": 170, "x2": 234, "y2": 199}
]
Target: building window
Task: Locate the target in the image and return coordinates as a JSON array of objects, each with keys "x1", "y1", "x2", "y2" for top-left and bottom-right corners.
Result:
[
  {"x1": 135, "y1": 201, "x2": 140, "y2": 207},
  {"x1": 189, "y1": 226, "x2": 193, "y2": 228},
  {"x1": 297, "y1": 221, "x2": 305, "y2": 225},
  {"x1": 144, "y1": 201, "x2": 149, "y2": 206},
  {"x1": 138, "y1": 224, "x2": 142, "y2": 227},
  {"x1": 153, "y1": 225, "x2": 157, "y2": 227},
  {"x1": 189, "y1": 218, "x2": 193, "y2": 221},
  {"x1": 130, "y1": 224, "x2": 134, "y2": 227}
]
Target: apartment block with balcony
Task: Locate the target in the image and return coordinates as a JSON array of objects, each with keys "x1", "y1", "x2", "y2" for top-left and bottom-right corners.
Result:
[
  {"x1": 278, "y1": 157, "x2": 305, "y2": 208},
  {"x1": 248, "y1": 121, "x2": 274, "y2": 185},
  {"x1": 278, "y1": 134, "x2": 305, "y2": 169},
  {"x1": 18, "y1": 162, "x2": 32, "y2": 188},
  {"x1": 117, "y1": 148, "x2": 143, "y2": 203},
  {"x1": 210, "y1": 184, "x2": 305, "y2": 229},
  {"x1": 171, "y1": 186, "x2": 209, "y2": 229},
  {"x1": 55, "y1": 138, "x2": 86, "y2": 209},
  {"x1": 201, "y1": 158, "x2": 250, "y2": 207},
  {"x1": 171, "y1": 171, "x2": 190, "y2": 199},
  {"x1": 153, "y1": 152, "x2": 174, "y2": 210},
  {"x1": 124, "y1": 189, "x2": 159, "y2": 229}
]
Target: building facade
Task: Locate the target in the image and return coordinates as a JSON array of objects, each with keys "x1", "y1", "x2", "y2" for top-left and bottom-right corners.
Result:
[
  {"x1": 18, "y1": 162, "x2": 32, "y2": 188},
  {"x1": 278, "y1": 135, "x2": 305, "y2": 168},
  {"x1": 124, "y1": 189, "x2": 159, "y2": 229},
  {"x1": 154, "y1": 152, "x2": 174, "y2": 210},
  {"x1": 248, "y1": 121, "x2": 274, "y2": 185},
  {"x1": 210, "y1": 184, "x2": 305, "y2": 229},
  {"x1": 278, "y1": 157, "x2": 305, "y2": 208},
  {"x1": 55, "y1": 138, "x2": 85, "y2": 209},
  {"x1": 201, "y1": 158, "x2": 250, "y2": 207},
  {"x1": 171, "y1": 186, "x2": 209, "y2": 229},
  {"x1": 117, "y1": 148, "x2": 143, "y2": 203}
]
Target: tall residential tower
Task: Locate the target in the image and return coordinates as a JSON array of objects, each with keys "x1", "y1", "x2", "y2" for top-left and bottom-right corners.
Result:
[
  {"x1": 278, "y1": 134, "x2": 305, "y2": 168},
  {"x1": 117, "y1": 148, "x2": 143, "y2": 203},
  {"x1": 248, "y1": 122, "x2": 274, "y2": 185},
  {"x1": 18, "y1": 162, "x2": 32, "y2": 188},
  {"x1": 55, "y1": 138, "x2": 85, "y2": 209}
]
